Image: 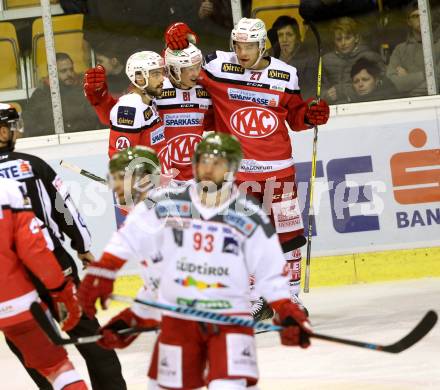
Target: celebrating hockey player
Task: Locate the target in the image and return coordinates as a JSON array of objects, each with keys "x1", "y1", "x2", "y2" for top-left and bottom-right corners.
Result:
[
  {"x1": 0, "y1": 178, "x2": 87, "y2": 390},
  {"x1": 165, "y1": 18, "x2": 330, "y2": 309},
  {"x1": 78, "y1": 133, "x2": 311, "y2": 390},
  {"x1": 0, "y1": 104, "x2": 127, "y2": 389},
  {"x1": 84, "y1": 44, "x2": 214, "y2": 182}
]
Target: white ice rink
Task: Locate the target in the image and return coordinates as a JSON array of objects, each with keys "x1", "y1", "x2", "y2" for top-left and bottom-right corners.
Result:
[{"x1": 1, "y1": 278, "x2": 439, "y2": 390}]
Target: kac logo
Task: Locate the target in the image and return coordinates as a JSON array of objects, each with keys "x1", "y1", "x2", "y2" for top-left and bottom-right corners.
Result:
[{"x1": 230, "y1": 106, "x2": 278, "y2": 138}]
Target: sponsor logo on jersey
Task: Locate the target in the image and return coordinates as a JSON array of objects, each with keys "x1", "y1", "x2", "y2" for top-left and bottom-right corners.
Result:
[
  {"x1": 143, "y1": 107, "x2": 153, "y2": 121},
  {"x1": 0, "y1": 160, "x2": 34, "y2": 180},
  {"x1": 168, "y1": 133, "x2": 203, "y2": 165},
  {"x1": 270, "y1": 84, "x2": 285, "y2": 92},
  {"x1": 230, "y1": 106, "x2": 279, "y2": 138},
  {"x1": 268, "y1": 69, "x2": 290, "y2": 81},
  {"x1": 272, "y1": 198, "x2": 304, "y2": 234},
  {"x1": 160, "y1": 88, "x2": 177, "y2": 99},
  {"x1": 176, "y1": 297, "x2": 232, "y2": 309},
  {"x1": 227, "y1": 88, "x2": 279, "y2": 107},
  {"x1": 176, "y1": 260, "x2": 230, "y2": 276},
  {"x1": 156, "y1": 200, "x2": 191, "y2": 218},
  {"x1": 222, "y1": 236, "x2": 239, "y2": 255},
  {"x1": 150, "y1": 126, "x2": 165, "y2": 145},
  {"x1": 174, "y1": 275, "x2": 228, "y2": 290},
  {"x1": 163, "y1": 112, "x2": 204, "y2": 127},
  {"x1": 221, "y1": 62, "x2": 245, "y2": 74},
  {"x1": 117, "y1": 106, "x2": 136, "y2": 126},
  {"x1": 224, "y1": 210, "x2": 256, "y2": 236},
  {"x1": 195, "y1": 88, "x2": 210, "y2": 99}
]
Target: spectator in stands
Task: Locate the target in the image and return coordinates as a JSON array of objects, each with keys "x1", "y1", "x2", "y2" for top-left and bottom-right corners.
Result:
[
  {"x1": 267, "y1": 15, "x2": 318, "y2": 99},
  {"x1": 322, "y1": 17, "x2": 384, "y2": 104},
  {"x1": 348, "y1": 57, "x2": 398, "y2": 102},
  {"x1": 23, "y1": 53, "x2": 102, "y2": 136},
  {"x1": 95, "y1": 44, "x2": 127, "y2": 96},
  {"x1": 386, "y1": 1, "x2": 440, "y2": 97}
]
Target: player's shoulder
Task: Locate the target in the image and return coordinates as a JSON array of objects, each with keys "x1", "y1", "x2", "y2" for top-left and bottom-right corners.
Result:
[
  {"x1": 111, "y1": 93, "x2": 153, "y2": 129},
  {"x1": 0, "y1": 178, "x2": 31, "y2": 210},
  {"x1": 265, "y1": 57, "x2": 299, "y2": 84},
  {"x1": 204, "y1": 51, "x2": 236, "y2": 71},
  {"x1": 230, "y1": 191, "x2": 275, "y2": 238}
]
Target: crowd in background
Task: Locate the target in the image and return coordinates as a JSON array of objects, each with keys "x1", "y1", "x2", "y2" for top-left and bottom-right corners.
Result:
[{"x1": 3, "y1": 0, "x2": 440, "y2": 136}]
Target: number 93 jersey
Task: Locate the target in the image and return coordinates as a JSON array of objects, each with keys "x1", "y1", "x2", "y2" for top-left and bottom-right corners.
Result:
[{"x1": 103, "y1": 184, "x2": 291, "y2": 318}]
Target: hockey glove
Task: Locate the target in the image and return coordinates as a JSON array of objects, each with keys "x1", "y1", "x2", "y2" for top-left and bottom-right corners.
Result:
[
  {"x1": 83, "y1": 65, "x2": 108, "y2": 106},
  {"x1": 98, "y1": 308, "x2": 159, "y2": 349},
  {"x1": 49, "y1": 278, "x2": 82, "y2": 332},
  {"x1": 304, "y1": 99, "x2": 330, "y2": 126},
  {"x1": 78, "y1": 254, "x2": 124, "y2": 318},
  {"x1": 270, "y1": 299, "x2": 312, "y2": 348},
  {"x1": 164, "y1": 22, "x2": 199, "y2": 50}
]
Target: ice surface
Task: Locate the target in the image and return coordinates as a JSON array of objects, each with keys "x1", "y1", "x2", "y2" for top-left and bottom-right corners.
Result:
[{"x1": 1, "y1": 278, "x2": 439, "y2": 389}]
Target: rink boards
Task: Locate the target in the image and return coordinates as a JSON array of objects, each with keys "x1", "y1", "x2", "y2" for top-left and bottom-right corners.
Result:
[{"x1": 13, "y1": 96, "x2": 440, "y2": 288}]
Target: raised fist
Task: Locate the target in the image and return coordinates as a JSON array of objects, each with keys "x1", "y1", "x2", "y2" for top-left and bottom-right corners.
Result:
[
  {"x1": 83, "y1": 65, "x2": 108, "y2": 106},
  {"x1": 305, "y1": 99, "x2": 330, "y2": 126},
  {"x1": 164, "y1": 22, "x2": 199, "y2": 50}
]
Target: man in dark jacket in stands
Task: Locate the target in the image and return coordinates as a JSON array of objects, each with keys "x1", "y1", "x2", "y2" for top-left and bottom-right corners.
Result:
[{"x1": 23, "y1": 53, "x2": 102, "y2": 137}]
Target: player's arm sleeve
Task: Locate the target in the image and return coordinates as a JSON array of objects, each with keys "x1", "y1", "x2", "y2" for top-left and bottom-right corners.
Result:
[
  {"x1": 11, "y1": 185, "x2": 65, "y2": 289},
  {"x1": 108, "y1": 103, "x2": 143, "y2": 158},
  {"x1": 245, "y1": 225, "x2": 290, "y2": 303},
  {"x1": 38, "y1": 159, "x2": 92, "y2": 253},
  {"x1": 103, "y1": 204, "x2": 161, "y2": 264},
  {"x1": 94, "y1": 93, "x2": 117, "y2": 126},
  {"x1": 285, "y1": 68, "x2": 312, "y2": 132},
  {"x1": 202, "y1": 104, "x2": 215, "y2": 131}
]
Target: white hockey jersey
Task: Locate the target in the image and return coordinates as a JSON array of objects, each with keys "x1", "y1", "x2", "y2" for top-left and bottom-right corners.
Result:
[{"x1": 103, "y1": 185, "x2": 291, "y2": 318}]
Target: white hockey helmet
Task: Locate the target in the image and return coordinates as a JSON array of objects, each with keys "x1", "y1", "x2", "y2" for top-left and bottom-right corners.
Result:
[
  {"x1": 125, "y1": 51, "x2": 165, "y2": 89},
  {"x1": 165, "y1": 43, "x2": 203, "y2": 83},
  {"x1": 230, "y1": 17, "x2": 267, "y2": 51}
]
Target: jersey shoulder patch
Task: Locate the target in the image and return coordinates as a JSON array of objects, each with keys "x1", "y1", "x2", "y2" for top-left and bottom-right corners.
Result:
[
  {"x1": 116, "y1": 106, "x2": 136, "y2": 127},
  {"x1": 204, "y1": 51, "x2": 218, "y2": 64}
]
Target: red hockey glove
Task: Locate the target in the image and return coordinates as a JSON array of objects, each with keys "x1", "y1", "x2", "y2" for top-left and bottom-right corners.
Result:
[
  {"x1": 304, "y1": 99, "x2": 330, "y2": 126},
  {"x1": 49, "y1": 278, "x2": 82, "y2": 332},
  {"x1": 78, "y1": 255, "x2": 125, "y2": 318},
  {"x1": 271, "y1": 299, "x2": 312, "y2": 348},
  {"x1": 83, "y1": 65, "x2": 108, "y2": 106},
  {"x1": 164, "y1": 22, "x2": 199, "y2": 50},
  {"x1": 98, "y1": 308, "x2": 159, "y2": 349}
]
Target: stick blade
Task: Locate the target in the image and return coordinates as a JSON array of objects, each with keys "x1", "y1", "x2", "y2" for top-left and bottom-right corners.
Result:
[
  {"x1": 30, "y1": 302, "x2": 69, "y2": 346},
  {"x1": 382, "y1": 310, "x2": 438, "y2": 353}
]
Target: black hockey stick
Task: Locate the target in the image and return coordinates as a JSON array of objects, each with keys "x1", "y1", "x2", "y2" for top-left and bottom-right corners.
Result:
[
  {"x1": 256, "y1": 310, "x2": 438, "y2": 353},
  {"x1": 112, "y1": 295, "x2": 437, "y2": 354},
  {"x1": 60, "y1": 160, "x2": 108, "y2": 185},
  {"x1": 30, "y1": 302, "x2": 158, "y2": 346}
]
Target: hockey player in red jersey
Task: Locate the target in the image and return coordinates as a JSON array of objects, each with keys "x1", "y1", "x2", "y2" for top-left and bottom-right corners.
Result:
[
  {"x1": 165, "y1": 18, "x2": 330, "y2": 308},
  {"x1": 0, "y1": 178, "x2": 87, "y2": 389},
  {"x1": 78, "y1": 133, "x2": 311, "y2": 390},
  {"x1": 84, "y1": 44, "x2": 214, "y2": 183}
]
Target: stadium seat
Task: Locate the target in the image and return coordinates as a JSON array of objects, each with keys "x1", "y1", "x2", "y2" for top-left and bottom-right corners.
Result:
[
  {"x1": 0, "y1": 22, "x2": 21, "y2": 90},
  {"x1": 5, "y1": 0, "x2": 58, "y2": 9},
  {"x1": 32, "y1": 14, "x2": 91, "y2": 85},
  {"x1": 251, "y1": 0, "x2": 305, "y2": 45}
]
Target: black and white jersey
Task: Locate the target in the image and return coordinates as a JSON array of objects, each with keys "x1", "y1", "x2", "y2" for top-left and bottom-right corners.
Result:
[{"x1": 0, "y1": 149, "x2": 91, "y2": 253}]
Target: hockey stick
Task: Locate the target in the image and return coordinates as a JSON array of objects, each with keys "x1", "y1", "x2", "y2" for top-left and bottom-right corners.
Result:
[
  {"x1": 111, "y1": 295, "x2": 438, "y2": 353},
  {"x1": 256, "y1": 310, "x2": 438, "y2": 353},
  {"x1": 60, "y1": 160, "x2": 108, "y2": 185},
  {"x1": 304, "y1": 21, "x2": 323, "y2": 294},
  {"x1": 30, "y1": 302, "x2": 158, "y2": 346}
]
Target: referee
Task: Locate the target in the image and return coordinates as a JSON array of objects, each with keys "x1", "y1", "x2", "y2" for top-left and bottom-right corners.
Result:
[{"x1": 0, "y1": 103, "x2": 127, "y2": 389}]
